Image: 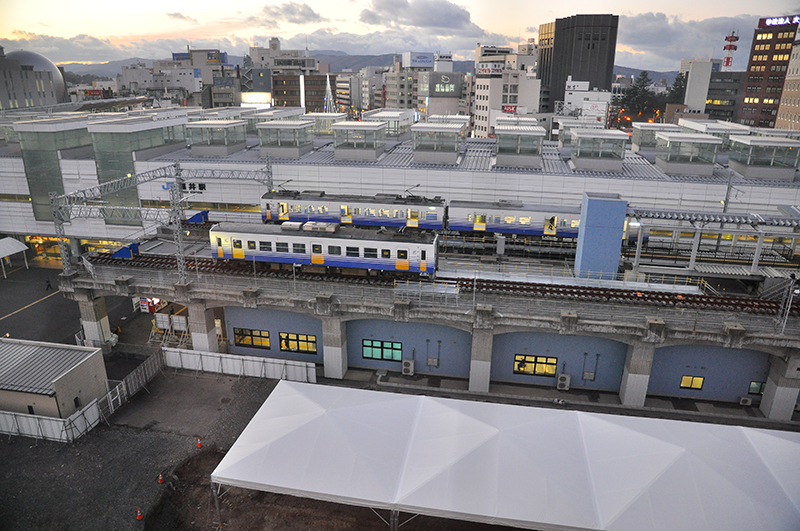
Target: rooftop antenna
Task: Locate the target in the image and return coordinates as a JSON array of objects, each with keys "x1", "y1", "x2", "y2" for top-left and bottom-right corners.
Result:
[{"x1": 722, "y1": 30, "x2": 739, "y2": 71}]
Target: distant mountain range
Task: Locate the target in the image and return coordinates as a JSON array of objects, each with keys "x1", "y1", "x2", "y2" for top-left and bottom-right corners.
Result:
[{"x1": 62, "y1": 51, "x2": 678, "y2": 86}]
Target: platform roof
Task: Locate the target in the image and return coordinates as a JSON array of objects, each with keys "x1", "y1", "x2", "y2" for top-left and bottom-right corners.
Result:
[
  {"x1": 256, "y1": 120, "x2": 314, "y2": 130},
  {"x1": 186, "y1": 119, "x2": 246, "y2": 129},
  {"x1": 211, "y1": 381, "x2": 800, "y2": 531},
  {"x1": 729, "y1": 135, "x2": 800, "y2": 148},
  {"x1": 656, "y1": 132, "x2": 723, "y2": 144},
  {"x1": 495, "y1": 125, "x2": 546, "y2": 136},
  {"x1": 0, "y1": 237, "x2": 28, "y2": 259}
]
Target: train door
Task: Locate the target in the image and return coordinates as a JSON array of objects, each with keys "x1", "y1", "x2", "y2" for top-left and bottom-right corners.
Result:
[
  {"x1": 214, "y1": 235, "x2": 229, "y2": 258},
  {"x1": 407, "y1": 209, "x2": 419, "y2": 228},
  {"x1": 311, "y1": 243, "x2": 324, "y2": 265},
  {"x1": 340, "y1": 205, "x2": 352, "y2": 224},
  {"x1": 395, "y1": 248, "x2": 409, "y2": 270},
  {"x1": 473, "y1": 213, "x2": 487, "y2": 231},
  {"x1": 544, "y1": 216, "x2": 558, "y2": 236},
  {"x1": 231, "y1": 237, "x2": 245, "y2": 259},
  {"x1": 278, "y1": 202, "x2": 290, "y2": 221},
  {"x1": 263, "y1": 202, "x2": 272, "y2": 222}
]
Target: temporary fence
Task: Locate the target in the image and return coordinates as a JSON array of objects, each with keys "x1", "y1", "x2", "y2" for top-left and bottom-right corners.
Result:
[
  {"x1": 0, "y1": 398, "x2": 101, "y2": 444},
  {"x1": 97, "y1": 349, "x2": 164, "y2": 419},
  {"x1": 162, "y1": 347, "x2": 316, "y2": 383}
]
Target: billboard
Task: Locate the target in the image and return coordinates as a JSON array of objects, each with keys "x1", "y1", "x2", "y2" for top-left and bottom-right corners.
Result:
[
  {"x1": 402, "y1": 52, "x2": 434, "y2": 68},
  {"x1": 419, "y1": 72, "x2": 462, "y2": 97},
  {"x1": 759, "y1": 15, "x2": 800, "y2": 27},
  {"x1": 476, "y1": 62, "x2": 504, "y2": 76}
]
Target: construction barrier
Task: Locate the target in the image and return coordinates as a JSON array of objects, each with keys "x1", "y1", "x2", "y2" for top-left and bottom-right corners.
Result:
[
  {"x1": 162, "y1": 347, "x2": 316, "y2": 383},
  {"x1": 0, "y1": 398, "x2": 101, "y2": 443}
]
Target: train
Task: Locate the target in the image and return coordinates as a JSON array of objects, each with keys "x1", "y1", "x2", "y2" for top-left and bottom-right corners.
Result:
[
  {"x1": 261, "y1": 191, "x2": 581, "y2": 239},
  {"x1": 210, "y1": 221, "x2": 438, "y2": 275}
]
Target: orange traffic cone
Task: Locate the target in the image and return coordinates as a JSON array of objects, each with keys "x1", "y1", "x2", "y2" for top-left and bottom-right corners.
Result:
[
  {"x1": 136, "y1": 508, "x2": 143, "y2": 520},
  {"x1": 197, "y1": 437, "x2": 202, "y2": 449},
  {"x1": 158, "y1": 473, "x2": 164, "y2": 484}
]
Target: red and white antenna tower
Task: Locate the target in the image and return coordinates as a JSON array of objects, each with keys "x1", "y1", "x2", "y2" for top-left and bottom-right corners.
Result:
[{"x1": 722, "y1": 31, "x2": 739, "y2": 71}]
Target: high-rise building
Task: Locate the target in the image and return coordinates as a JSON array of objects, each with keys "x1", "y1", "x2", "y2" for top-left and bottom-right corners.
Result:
[
  {"x1": 742, "y1": 16, "x2": 798, "y2": 127},
  {"x1": 537, "y1": 14, "x2": 618, "y2": 113},
  {"x1": 776, "y1": 38, "x2": 800, "y2": 129},
  {"x1": 0, "y1": 47, "x2": 63, "y2": 110}
]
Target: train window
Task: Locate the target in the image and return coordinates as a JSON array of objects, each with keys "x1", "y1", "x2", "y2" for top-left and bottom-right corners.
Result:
[
  {"x1": 393, "y1": 209, "x2": 399, "y2": 218},
  {"x1": 420, "y1": 250, "x2": 427, "y2": 261},
  {"x1": 514, "y1": 354, "x2": 557, "y2": 376},
  {"x1": 468, "y1": 214, "x2": 473, "y2": 222},
  {"x1": 381, "y1": 249, "x2": 391, "y2": 258},
  {"x1": 341, "y1": 205, "x2": 350, "y2": 216},
  {"x1": 519, "y1": 217, "x2": 531, "y2": 225},
  {"x1": 353, "y1": 208, "x2": 361, "y2": 215},
  {"x1": 397, "y1": 250, "x2": 408, "y2": 259},
  {"x1": 504, "y1": 216, "x2": 516, "y2": 224},
  {"x1": 276, "y1": 242, "x2": 289, "y2": 253},
  {"x1": 312, "y1": 244, "x2": 322, "y2": 254},
  {"x1": 292, "y1": 243, "x2": 306, "y2": 254},
  {"x1": 233, "y1": 239, "x2": 242, "y2": 249},
  {"x1": 216, "y1": 238, "x2": 222, "y2": 246},
  {"x1": 362, "y1": 339, "x2": 403, "y2": 361},
  {"x1": 247, "y1": 241, "x2": 256, "y2": 250},
  {"x1": 259, "y1": 241, "x2": 272, "y2": 252},
  {"x1": 379, "y1": 209, "x2": 390, "y2": 217},
  {"x1": 346, "y1": 247, "x2": 359, "y2": 257},
  {"x1": 328, "y1": 245, "x2": 341, "y2": 255},
  {"x1": 476, "y1": 214, "x2": 487, "y2": 224},
  {"x1": 366, "y1": 208, "x2": 376, "y2": 216},
  {"x1": 279, "y1": 332, "x2": 317, "y2": 353},
  {"x1": 234, "y1": 328, "x2": 270, "y2": 349},
  {"x1": 364, "y1": 248, "x2": 378, "y2": 259},
  {"x1": 425, "y1": 212, "x2": 437, "y2": 220}
]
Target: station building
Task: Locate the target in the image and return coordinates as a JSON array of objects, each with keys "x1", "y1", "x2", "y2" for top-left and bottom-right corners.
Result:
[{"x1": 2, "y1": 105, "x2": 800, "y2": 420}]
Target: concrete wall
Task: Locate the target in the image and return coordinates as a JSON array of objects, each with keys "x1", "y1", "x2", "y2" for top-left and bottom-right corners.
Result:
[
  {"x1": 490, "y1": 331, "x2": 627, "y2": 390},
  {"x1": 346, "y1": 319, "x2": 472, "y2": 377},
  {"x1": 648, "y1": 345, "x2": 770, "y2": 402},
  {"x1": 224, "y1": 306, "x2": 323, "y2": 362},
  {"x1": 0, "y1": 389, "x2": 60, "y2": 417},
  {"x1": 52, "y1": 349, "x2": 109, "y2": 418}
]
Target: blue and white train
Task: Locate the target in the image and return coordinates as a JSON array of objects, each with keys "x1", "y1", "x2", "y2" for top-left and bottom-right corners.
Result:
[
  {"x1": 261, "y1": 191, "x2": 581, "y2": 239},
  {"x1": 261, "y1": 191, "x2": 446, "y2": 230},
  {"x1": 210, "y1": 221, "x2": 438, "y2": 275}
]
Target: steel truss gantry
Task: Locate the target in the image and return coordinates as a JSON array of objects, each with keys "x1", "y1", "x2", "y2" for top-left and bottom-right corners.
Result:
[{"x1": 51, "y1": 160, "x2": 272, "y2": 283}]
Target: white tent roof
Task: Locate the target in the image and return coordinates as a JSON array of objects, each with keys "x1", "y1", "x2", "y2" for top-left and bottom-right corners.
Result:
[
  {"x1": 0, "y1": 237, "x2": 27, "y2": 259},
  {"x1": 212, "y1": 381, "x2": 800, "y2": 531}
]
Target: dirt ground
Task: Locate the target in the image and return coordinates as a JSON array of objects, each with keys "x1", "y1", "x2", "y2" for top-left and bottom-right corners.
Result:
[{"x1": 146, "y1": 449, "x2": 519, "y2": 531}]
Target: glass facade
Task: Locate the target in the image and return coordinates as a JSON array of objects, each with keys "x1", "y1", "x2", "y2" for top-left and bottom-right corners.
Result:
[
  {"x1": 573, "y1": 134, "x2": 626, "y2": 160},
  {"x1": 728, "y1": 140, "x2": 800, "y2": 169},
  {"x1": 257, "y1": 124, "x2": 314, "y2": 147},
  {"x1": 187, "y1": 123, "x2": 246, "y2": 146},
  {"x1": 656, "y1": 138, "x2": 719, "y2": 164},
  {"x1": 496, "y1": 133, "x2": 544, "y2": 155},
  {"x1": 333, "y1": 127, "x2": 387, "y2": 150},
  {"x1": 18, "y1": 126, "x2": 92, "y2": 221},
  {"x1": 412, "y1": 130, "x2": 459, "y2": 152}
]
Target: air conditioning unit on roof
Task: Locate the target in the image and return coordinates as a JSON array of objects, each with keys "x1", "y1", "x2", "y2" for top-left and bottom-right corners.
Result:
[
  {"x1": 556, "y1": 373, "x2": 571, "y2": 391},
  {"x1": 402, "y1": 359, "x2": 414, "y2": 376}
]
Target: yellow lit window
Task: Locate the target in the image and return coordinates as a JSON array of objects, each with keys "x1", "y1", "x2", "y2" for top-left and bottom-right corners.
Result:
[
  {"x1": 680, "y1": 375, "x2": 704, "y2": 390},
  {"x1": 280, "y1": 332, "x2": 317, "y2": 353},
  {"x1": 233, "y1": 328, "x2": 270, "y2": 349},
  {"x1": 514, "y1": 354, "x2": 558, "y2": 376}
]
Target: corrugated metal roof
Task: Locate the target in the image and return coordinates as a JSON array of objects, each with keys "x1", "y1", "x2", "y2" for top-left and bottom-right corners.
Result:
[{"x1": 0, "y1": 339, "x2": 99, "y2": 396}]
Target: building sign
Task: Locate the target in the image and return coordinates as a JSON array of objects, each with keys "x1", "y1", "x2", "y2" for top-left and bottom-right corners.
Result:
[
  {"x1": 419, "y1": 73, "x2": 462, "y2": 97},
  {"x1": 402, "y1": 52, "x2": 434, "y2": 68},
  {"x1": 476, "y1": 63, "x2": 504, "y2": 76},
  {"x1": 759, "y1": 15, "x2": 800, "y2": 27},
  {"x1": 502, "y1": 105, "x2": 517, "y2": 113}
]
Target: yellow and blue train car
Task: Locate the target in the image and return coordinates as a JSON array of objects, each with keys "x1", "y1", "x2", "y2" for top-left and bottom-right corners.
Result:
[{"x1": 210, "y1": 221, "x2": 438, "y2": 274}]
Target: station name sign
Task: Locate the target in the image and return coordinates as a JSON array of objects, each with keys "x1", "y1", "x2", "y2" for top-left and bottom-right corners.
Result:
[{"x1": 759, "y1": 15, "x2": 800, "y2": 27}]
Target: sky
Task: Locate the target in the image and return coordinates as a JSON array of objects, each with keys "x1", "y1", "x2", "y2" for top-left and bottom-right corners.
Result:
[{"x1": 1, "y1": 0, "x2": 799, "y2": 72}]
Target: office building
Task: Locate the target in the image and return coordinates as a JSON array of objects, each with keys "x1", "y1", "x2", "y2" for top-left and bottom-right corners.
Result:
[
  {"x1": 775, "y1": 37, "x2": 800, "y2": 129},
  {"x1": 537, "y1": 14, "x2": 618, "y2": 113},
  {"x1": 742, "y1": 16, "x2": 798, "y2": 127}
]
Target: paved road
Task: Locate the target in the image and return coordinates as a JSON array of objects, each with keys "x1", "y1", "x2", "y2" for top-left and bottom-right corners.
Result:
[{"x1": 0, "y1": 264, "x2": 136, "y2": 344}]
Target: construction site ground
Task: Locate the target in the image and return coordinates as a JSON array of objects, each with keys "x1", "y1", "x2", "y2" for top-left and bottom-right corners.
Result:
[{"x1": 0, "y1": 362, "x2": 517, "y2": 531}]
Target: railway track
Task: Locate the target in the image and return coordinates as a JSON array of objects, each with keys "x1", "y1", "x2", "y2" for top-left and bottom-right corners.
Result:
[{"x1": 87, "y1": 254, "x2": 797, "y2": 315}]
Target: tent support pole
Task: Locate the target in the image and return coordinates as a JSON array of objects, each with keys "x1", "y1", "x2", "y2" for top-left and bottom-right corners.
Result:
[
  {"x1": 390, "y1": 509, "x2": 399, "y2": 531},
  {"x1": 212, "y1": 483, "x2": 223, "y2": 530},
  {"x1": 1, "y1": 259, "x2": 5, "y2": 279}
]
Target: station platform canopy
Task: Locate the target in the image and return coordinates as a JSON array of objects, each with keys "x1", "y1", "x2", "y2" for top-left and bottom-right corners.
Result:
[{"x1": 211, "y1": 380, "x2": 800, "y2": 531}]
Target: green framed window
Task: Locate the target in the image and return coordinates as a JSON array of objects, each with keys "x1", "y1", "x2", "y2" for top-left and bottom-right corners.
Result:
[
  {"x1": 233, "y1": 328, "x2": 270, "y2": 349},
  {"x1": 362, "y1": 339, "x2": 402, "y2": 361},
  {"x1": 280, "y1": 332, "x2": 317, "y2": 353},
  {"x1": 513, "y1": 354, "x2": 557, "y2": 376}
]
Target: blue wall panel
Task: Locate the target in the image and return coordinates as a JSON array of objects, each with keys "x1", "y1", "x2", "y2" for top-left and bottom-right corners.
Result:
[
  {"x1": 490, "y1": 332, "x2": 627, "y2": 390},
  {"x1": 574, "y1": 193, "x2": 626, "y2": 279},
  {"x1": 649, "y1": 345, "x2": 770, "y2": 402},
  {"x1": 224, "y1": 306, "x2": 323, "y2": 362},
  {"x1": 346, "y1": 319, "x2": 472, "y2": 377}
]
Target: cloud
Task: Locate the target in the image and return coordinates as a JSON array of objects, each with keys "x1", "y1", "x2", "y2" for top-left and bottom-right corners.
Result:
[
  {"x1": 616, "y1": 12, "x2": 758, "y2": 71},
  {"x1": 525, "y1": 26, "x2": 537, "y2": 34},
  {"x1": 261, "y1": 2, "x2": 328, "y2": 24},
  {"x1": 0, "y1": 31, "x2": 251, "y2": 64},
  {"x1": 166, "y1": 13, "x2": 199, "y2": 24},
  {"x1": 358, "y1": 0, "x2": 483, "y2": 37}
]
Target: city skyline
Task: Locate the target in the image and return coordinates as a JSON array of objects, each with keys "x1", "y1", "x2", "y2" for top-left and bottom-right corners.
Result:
[{"x1": 0, "y1": 0, "x2": 797, "y2": 72}]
